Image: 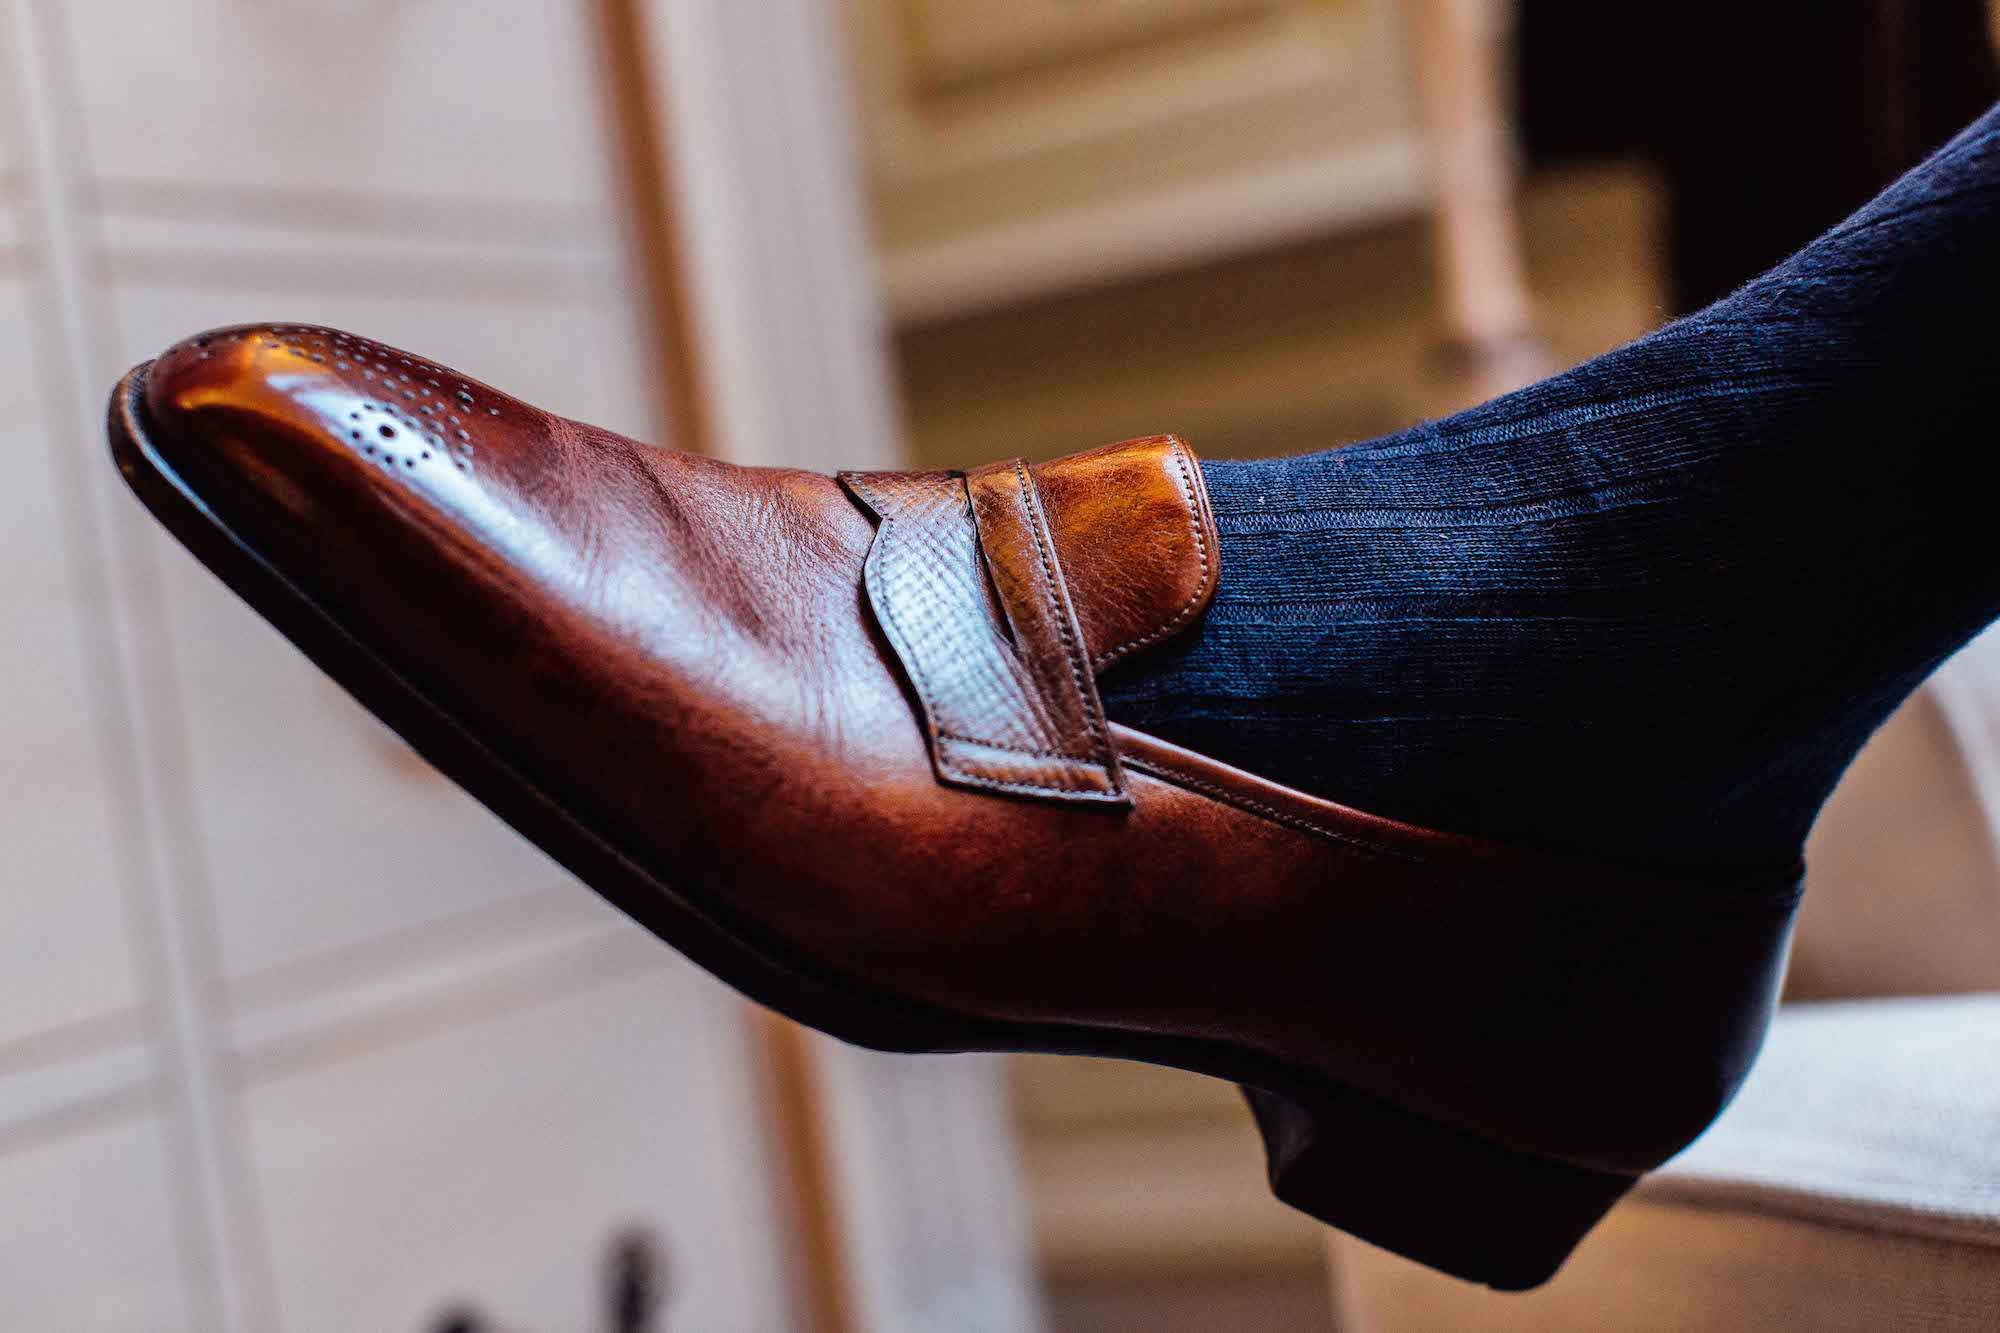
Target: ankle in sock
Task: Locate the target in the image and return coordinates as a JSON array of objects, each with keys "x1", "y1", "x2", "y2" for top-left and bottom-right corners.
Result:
[{"x1": 1102, "y1": 105, "x2": 2000, "y2": 871}]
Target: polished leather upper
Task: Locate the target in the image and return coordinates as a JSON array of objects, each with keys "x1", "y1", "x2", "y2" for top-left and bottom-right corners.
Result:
[
  {"x1": 839, "y1": 447, "x2": 1214, "y2": 803},
  {"x1": 136, "y1": 324, "x2": 1802, "y2": 1177}
]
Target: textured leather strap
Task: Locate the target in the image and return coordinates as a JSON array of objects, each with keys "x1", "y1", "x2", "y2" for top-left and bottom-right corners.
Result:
[{"x1": 841, "y1": 464, "x2": 1128, "y2": 806}]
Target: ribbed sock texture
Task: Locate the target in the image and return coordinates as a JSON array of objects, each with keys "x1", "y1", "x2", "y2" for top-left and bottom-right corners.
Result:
[{"x1": 1102, "y1": 104, "x2": 2000, "y2": 871}]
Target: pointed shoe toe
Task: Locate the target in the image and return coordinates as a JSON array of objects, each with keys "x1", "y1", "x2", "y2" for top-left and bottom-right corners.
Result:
[
  {"x1": 138, "y1": 324, "x2": 506, "y2": 528},
  {"x1": 109, "y1": 324, "x2": 1802, "y2": 1290}
]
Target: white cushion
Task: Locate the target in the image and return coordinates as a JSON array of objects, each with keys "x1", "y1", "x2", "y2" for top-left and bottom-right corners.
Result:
[{"x1": 1337, "y1": 996, "x2": 2000, "y2": 1332}]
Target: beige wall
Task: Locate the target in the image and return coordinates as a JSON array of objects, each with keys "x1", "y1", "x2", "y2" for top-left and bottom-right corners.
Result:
[{"x1": 1795, "y1": 690, "x2": 2000, "y2": 999}]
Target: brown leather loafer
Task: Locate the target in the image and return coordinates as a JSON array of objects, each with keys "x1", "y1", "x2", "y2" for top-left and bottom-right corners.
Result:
[{"x1": 108, "y1": 325, "x2": 1801, "y2": 1289}]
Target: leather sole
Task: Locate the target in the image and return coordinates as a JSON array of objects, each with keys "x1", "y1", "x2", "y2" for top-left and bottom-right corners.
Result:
[{"x1": 110, "y1": 363, "x2": 1635, "y2": 1289}]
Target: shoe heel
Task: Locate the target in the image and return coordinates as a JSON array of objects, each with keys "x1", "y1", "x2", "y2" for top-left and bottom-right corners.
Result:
[{"x1": 1243, "y1": 1082, "x2": 1637, "y2": 1290}]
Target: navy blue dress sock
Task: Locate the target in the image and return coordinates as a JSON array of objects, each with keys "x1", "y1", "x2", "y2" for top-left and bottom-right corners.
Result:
[{"x1": 1101, "y1": 104, "x2": 2000, "y2": 871}]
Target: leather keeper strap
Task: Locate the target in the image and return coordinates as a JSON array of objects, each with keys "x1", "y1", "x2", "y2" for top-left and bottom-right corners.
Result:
[{"x1": 840, "y1": 463, "x2": 1128, "y2": 806}]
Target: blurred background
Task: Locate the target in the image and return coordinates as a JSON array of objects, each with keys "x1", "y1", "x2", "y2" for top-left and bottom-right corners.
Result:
[{"x1": 4, "y1": 2, "x2": 2000, "y2": 1330}]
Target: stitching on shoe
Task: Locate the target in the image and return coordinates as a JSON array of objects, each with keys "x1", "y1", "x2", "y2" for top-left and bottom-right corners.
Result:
[
  {"x1": 847, "y1": 471, "x2": 1078, "y2": 798},
  {"x1": 1012, "y1": 458, "x2": 1116, "y2": 772},
  {"x1": 243, "y1": 326, "x2": 488, "y2": 477},
  {"x1": 937, "y1": 768, "x2": 1127, "y2": 802},
  {"x1": 1093, "y1": 437, "x2": 1215, "y2": 671},
  {"x1": 1121, "y1": 752, "x2": 1807, "y2": 911},
  {"x1": 938, "y1": 731, "x2": 1080, "y2": 759},
  {"x1": 1119, "y1": 753, "x2": 1413, "y2": 862}
]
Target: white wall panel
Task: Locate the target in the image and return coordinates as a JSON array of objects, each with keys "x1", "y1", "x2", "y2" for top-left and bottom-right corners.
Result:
[
  {"x1": 0, "y1": 2, "x2": 796, "y2": 1327},
  {"x1": 0, "y1": 1115, "x2": 195, "y2": 1333},
  {"x1": 0, "y1": 279, "x2": 145, "y2": 1055},
  {"x1": 64, "y1": 2, "x2": 607, "y2": 208},
  {"x1": 243, "y1": 958, "x2": 786, "y2": 1333}
]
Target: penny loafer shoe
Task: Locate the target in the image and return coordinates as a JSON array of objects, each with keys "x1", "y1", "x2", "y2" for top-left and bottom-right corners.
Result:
[{"x1": 109, "y1": 325, "x2": 1802, "y2": 1289}]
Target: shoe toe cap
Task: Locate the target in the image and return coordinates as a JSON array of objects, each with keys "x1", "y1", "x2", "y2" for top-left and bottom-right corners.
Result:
[{"x1": 138, "y1": 322, "x2": 515, "y2": 526}]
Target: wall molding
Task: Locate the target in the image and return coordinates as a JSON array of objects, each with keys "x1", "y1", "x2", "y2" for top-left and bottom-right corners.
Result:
[
  {"x1": 0, "y1": 1029, "x2": 153, "y2": 1147},
  {"x1": 230, "y1": 924, "x2": 665, "y2": 1085},
  {"x1": 86, "y1": 178, "x2": 597, "y2": 246},
  {"x1": 97, "y1": 247, "x2": 613, "y2": 302}
]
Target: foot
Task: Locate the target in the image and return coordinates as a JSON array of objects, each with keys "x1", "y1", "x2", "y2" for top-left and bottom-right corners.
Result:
[
  {"x1": 1105, "y1": 106, "x2": 2000, "y2": 872},
  {"x1": 110, "y1": 323, "x2": 1797, "y2": 1290}
]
